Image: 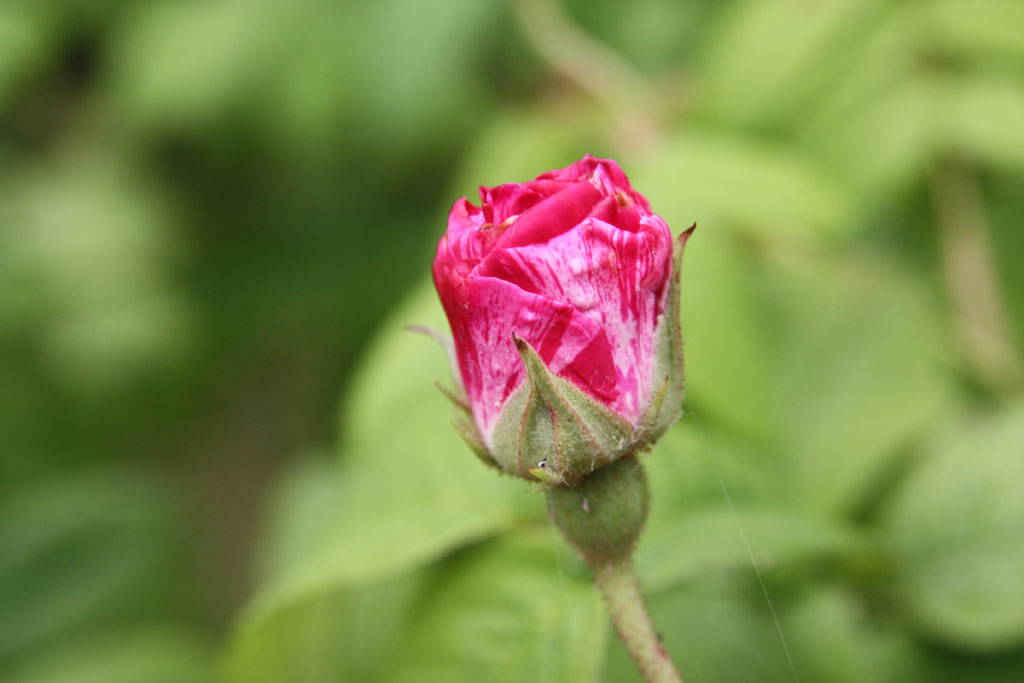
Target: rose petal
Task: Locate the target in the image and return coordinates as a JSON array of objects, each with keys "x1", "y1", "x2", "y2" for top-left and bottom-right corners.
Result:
[
  {"x1": 586, "y1": 195, "x2": 642, "y2": 233},
  {"x1": 435, "y1": 197, "x2": 497, "y2": 275},
  {"x1": 475, "y1": 215, "x2": 673, "y2": 421},
  {"x1": 536, "y1": 155, "x2": 617, "y2": 183},
  {"x1": 537, "y1": 155, "x2": 652, "y2": 213},
  {"x1": 436, "y1": 274, "x2": 618, "y2": 442},
  {"x1": 489, "y1": 180, "x2": 604, "y2": 251},
  {"x1": 480, "y1": 182, "x2": 550, "y2": 226}
]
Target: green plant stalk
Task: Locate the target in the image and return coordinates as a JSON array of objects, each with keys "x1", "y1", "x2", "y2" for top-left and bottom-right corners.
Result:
[
  {"x1": 546, "y1": 457, "x2": 682, "y2": 682},
  {"x1": 593, "y1": 560, "x2": 683, "y2": 683}
]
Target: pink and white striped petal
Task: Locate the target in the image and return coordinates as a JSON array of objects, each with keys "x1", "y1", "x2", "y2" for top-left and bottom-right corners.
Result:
[
  {"x1": 439, "y1": 275, "x2": 618, "y2": 444},
  {"x1": 476, "y1": 214, "x2": 672, "y2": 422}
]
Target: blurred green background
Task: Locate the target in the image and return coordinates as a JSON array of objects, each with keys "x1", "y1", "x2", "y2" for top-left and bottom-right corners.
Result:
[{"x1": 2, "y1": 0, "x2": 1024, "y2": 681}]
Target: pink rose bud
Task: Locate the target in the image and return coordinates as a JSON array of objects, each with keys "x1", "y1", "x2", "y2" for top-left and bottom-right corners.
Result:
[{"x1": 432, "y1": 155, "x2": 692, "y2": 485}]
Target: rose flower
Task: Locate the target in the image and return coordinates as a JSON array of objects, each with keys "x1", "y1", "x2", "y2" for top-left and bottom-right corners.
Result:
[{"x1": 432, "y1": 155, "x2": 691, "y2": 484}]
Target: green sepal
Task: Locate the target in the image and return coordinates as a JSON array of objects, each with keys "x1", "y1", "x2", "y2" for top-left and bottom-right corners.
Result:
[
  {"x1": 641, "y1": 225, "x2": 693, "y2": 441},
  {"x1": 435, "y1": 380, "x2": 470, "y2": 414},
  {"x1": 454, "y1": 416, "x2": 499, "y2": 469},
  {"x1": 489, "y1": 369, "x2": 556, "y2": 480},
  {"x1": 413, "y1": 324, "x2": 493, "y2": 466},
  {"x1": 409, "y1": 324, "x2": 468, "y2": 405},
  {"x1": 489, "y1": 334, "x2": 636, "y2": 484}
]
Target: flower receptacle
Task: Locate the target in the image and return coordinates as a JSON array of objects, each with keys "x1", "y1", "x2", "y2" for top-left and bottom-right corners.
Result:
[{"x1": 546, "y1": 455, "x2": 650, "y2": 567}]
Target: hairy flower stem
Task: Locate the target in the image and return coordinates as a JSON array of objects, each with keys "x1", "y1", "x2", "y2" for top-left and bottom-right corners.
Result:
[
  {"x1": 593, "y1": 560, "x2": 682, "y2": 683},
  {"x1": 546, "y1": 458, "x2": 681, "y2": 682}
]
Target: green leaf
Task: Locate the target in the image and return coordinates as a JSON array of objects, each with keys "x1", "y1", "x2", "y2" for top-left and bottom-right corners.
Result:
[
  {"x1": 339, "y1": 280, "x2": 529, "y2": 529},
  {"x1": 882, "y1": 404, "x2": 1024, "y2": 651},
  {"x1": 645, "y1": 420, "x2": 789, "y2": 509},
  {"x1": 561, "y1": 0, "x2": 712, "y2": 73},
  {"x1": 384, "y1": 532, "x2": 608, "y2": 683},
  {"x1": 9, "y1": 627, "x2": 215, "y2": 683},
  {"x1": 225, "y1": 283, "x2": 528, "y2": 677},
  {"x1": 109, "y1": 0, "x2": 302, "y2": 130},
  {"x1": 894, "y1": 645, "x2": 1024, "y2": 683},
  {"x1": 637, "y1": 416, "x2": 870, "y2": 595},
  {"x1": 248, "y1": 455, "x2": 349, "y2": 584},
  {"x1": 698, "y1": 0, "x2": 888, "y2": 130},
  {"x1": 0, "y1": 6, "x2": 50, "y2": 108},
  {"x1": 779, "y1": 587, "x2": 915, "y2": 683},
  {"x1": 0, "y1": 147, "x2": 192, "y2": 395},
  {"x1": 450, "y1": 107, "x2": 604, "y2": 202},
  {"x1": 605, "y1": 577, "x2": 906, "y2": 683},
  {"x1": 664, "y1": 230, "x2": 777, "y2": 445},
  {"x1": 0, "y1": 472, "x2": 182, "y2": 663},
  {"x1": 224, "y1": 571, "x2": 423, "y2": 683},
  {"x1": 989, "y1": 181, "x2": 1024, "y2": 356},
  {"x1": 111, "y1": 0, "x2": 500, "y2": 149},
  {"x1": 634, "y1": 130, "x2": 853, "y2": 242},
  {"x1": 342, "y1": 0, "x2": 501, "y2": 149},
  {"x1": 636, "y1": 503, "x2": 867, "y2": 593},
  {"x1": 939, "y1": 76, "x2": 1024, "y2": 173},
  {"x1": 920, "y1": 0, "x2": 1024, "y2": 64},
  {"x1": 772, "y1": 258, "x2": 952, "y2": 513},
  {"x1": 801, "y1": 74, "x2": 935, "y2": 199}
]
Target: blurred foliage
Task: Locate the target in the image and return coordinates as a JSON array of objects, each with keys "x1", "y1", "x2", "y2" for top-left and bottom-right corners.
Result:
[{"x1": 2, "y1": 0, "x2": 1024, "y2": 681}]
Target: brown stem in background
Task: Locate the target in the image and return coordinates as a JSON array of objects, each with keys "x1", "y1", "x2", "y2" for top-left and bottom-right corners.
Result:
[
  {"x1": 930, "y1": 159, "x2": 1022, "y2": 389},
  {"x1": 512, "y1": 0, "x2": 666, "y2": 154}
]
